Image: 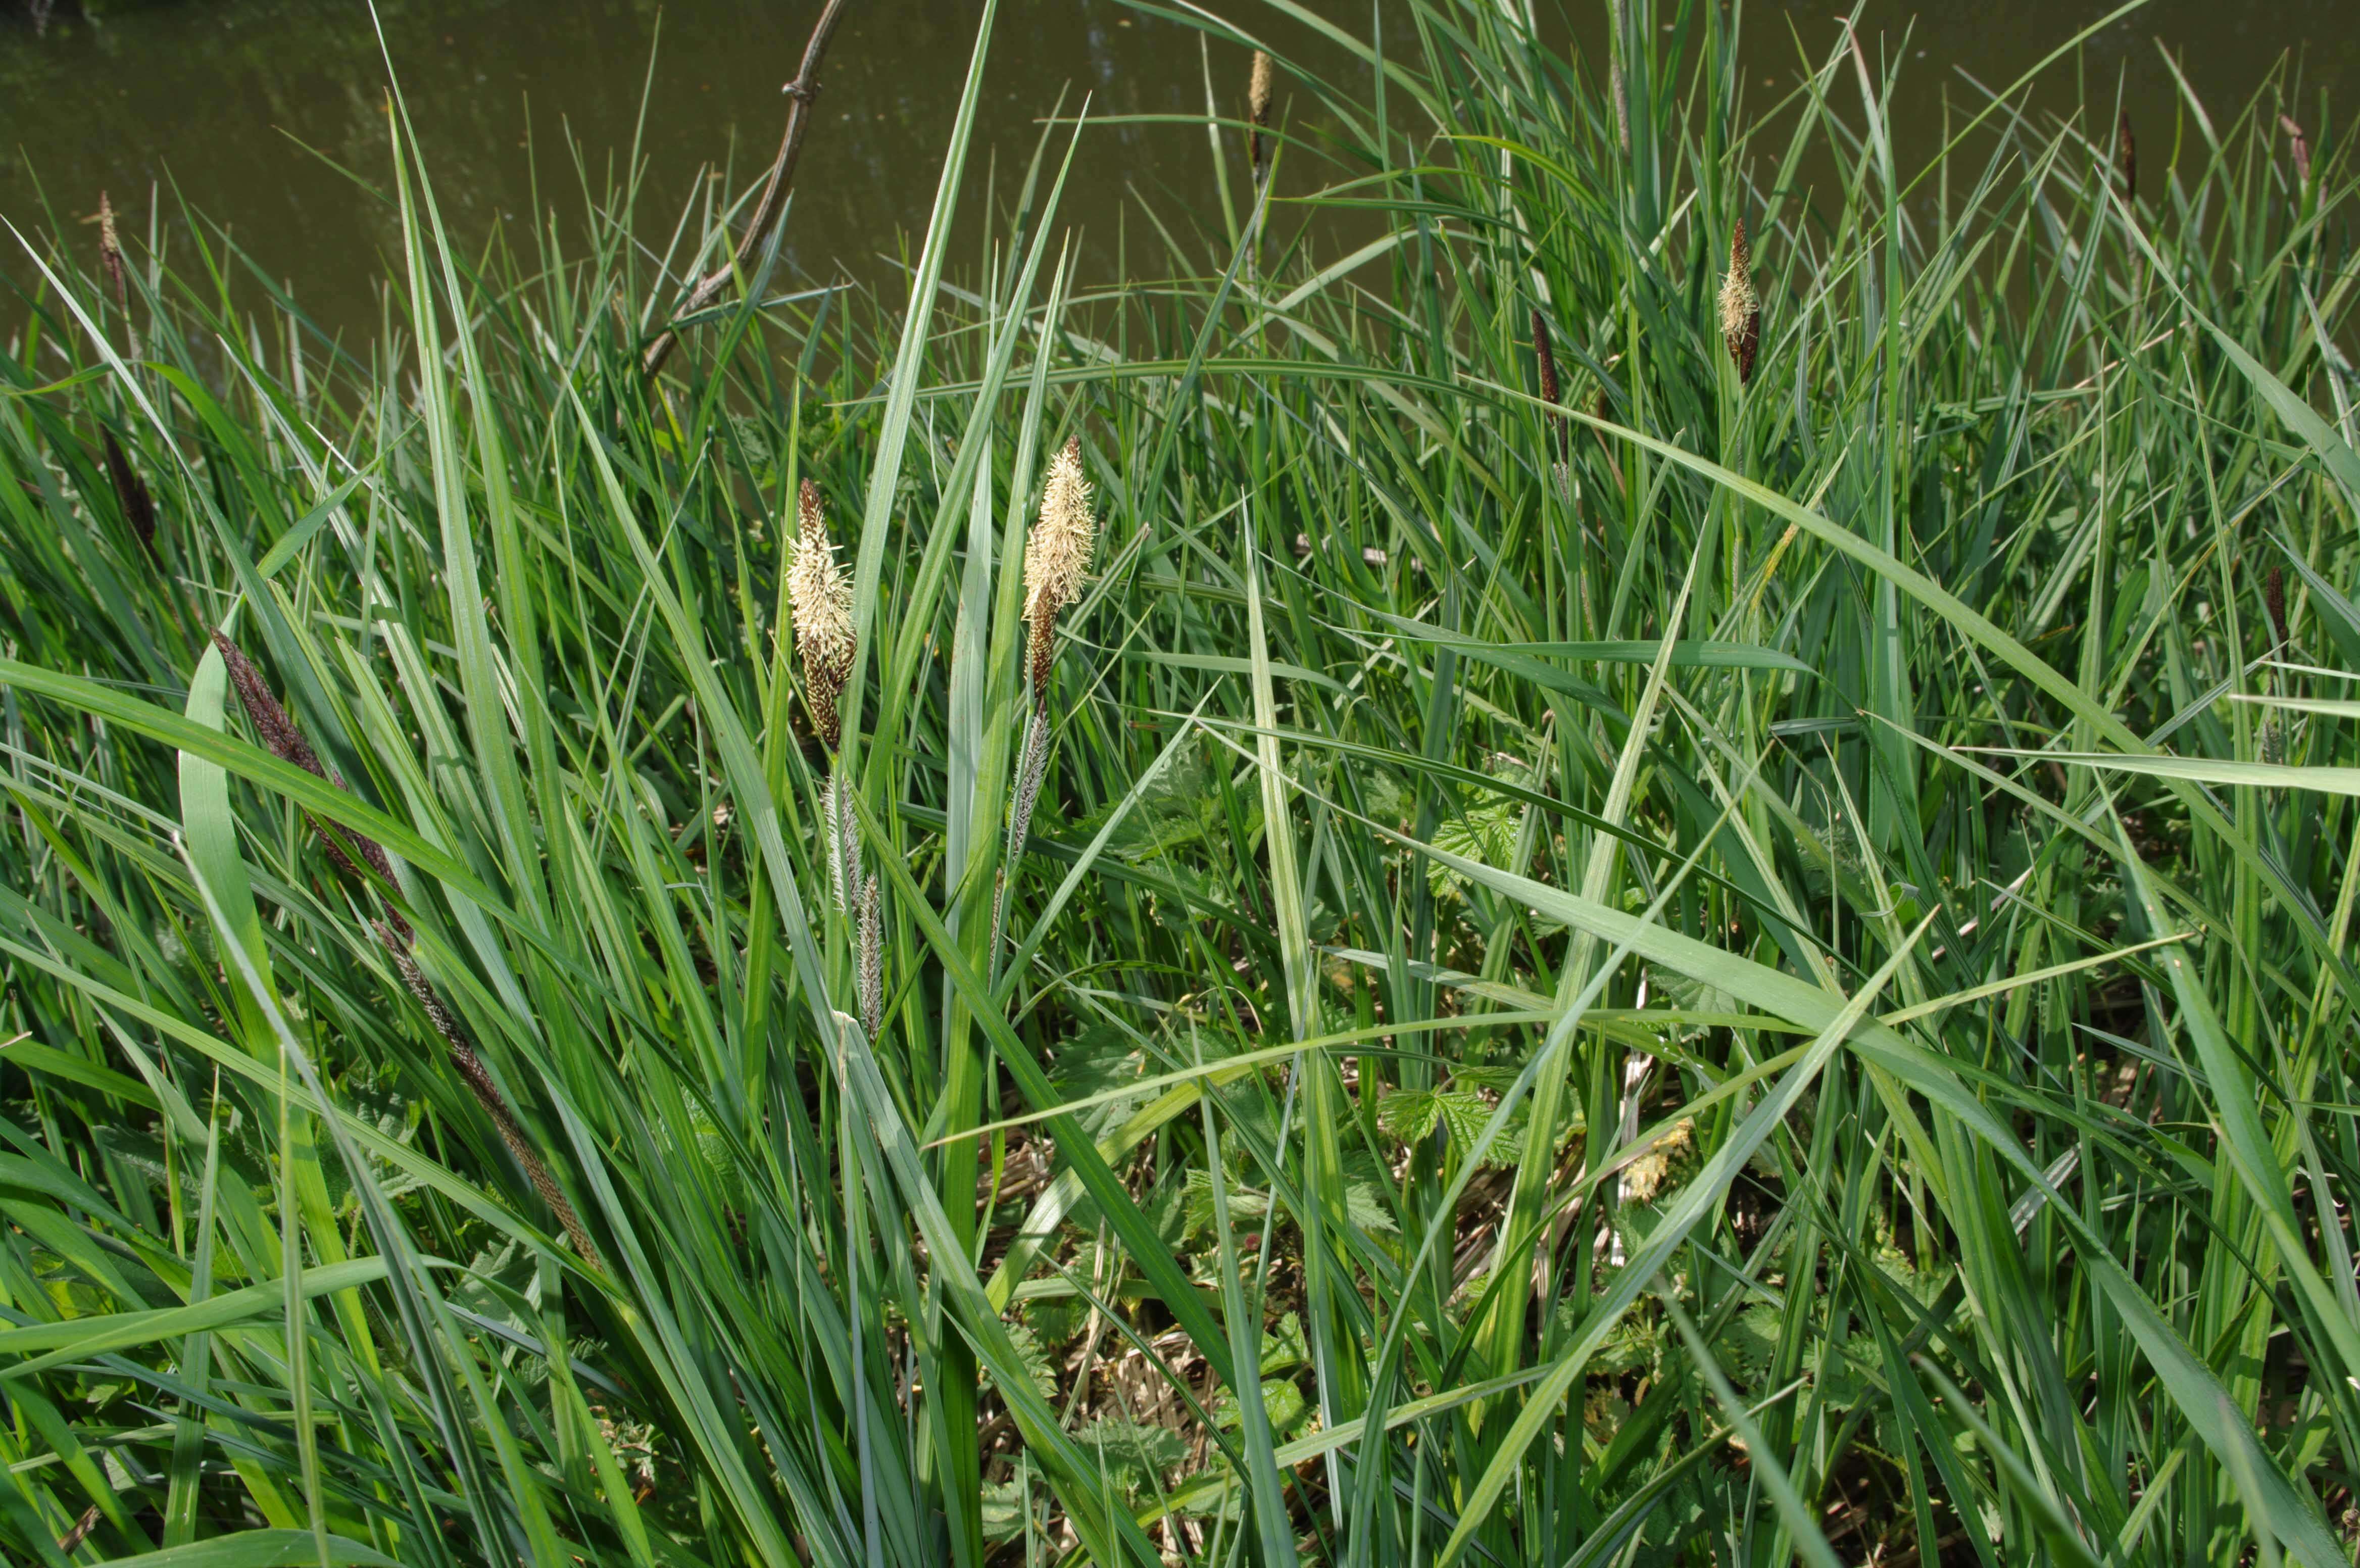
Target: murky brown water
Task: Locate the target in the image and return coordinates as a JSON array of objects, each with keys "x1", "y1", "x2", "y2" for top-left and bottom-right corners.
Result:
[{"x1": 1, "y1": 0, "x2": 2351, "y2": 344}]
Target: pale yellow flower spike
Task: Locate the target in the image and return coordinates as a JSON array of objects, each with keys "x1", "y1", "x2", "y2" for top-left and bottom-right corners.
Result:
[
  {"x1": 788, "y1": 477, "x2": 854, "y2": 747},
  {"x1": 1023, "y1": 437, "x2": 1095, "y2": 627}
]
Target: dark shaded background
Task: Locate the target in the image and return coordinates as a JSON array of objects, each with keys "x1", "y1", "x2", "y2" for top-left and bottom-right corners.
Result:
[{"x1": 0, "y1": 0, "x2": 2350, "y2": 345}]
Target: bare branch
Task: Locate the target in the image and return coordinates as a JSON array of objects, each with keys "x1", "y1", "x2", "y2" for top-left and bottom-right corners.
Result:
[{"x1": 641, "y1": 0, "x2": 855, "y2": 378}]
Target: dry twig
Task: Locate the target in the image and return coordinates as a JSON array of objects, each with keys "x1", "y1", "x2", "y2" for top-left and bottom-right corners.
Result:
[{"x1": 641, "y1": 0, "x2": 855, "y2": 378}]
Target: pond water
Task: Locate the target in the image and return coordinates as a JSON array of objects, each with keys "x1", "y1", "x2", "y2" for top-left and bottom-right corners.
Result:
[{"x1": 0, "y1": 0, "x2": 2352, "y2": 345}]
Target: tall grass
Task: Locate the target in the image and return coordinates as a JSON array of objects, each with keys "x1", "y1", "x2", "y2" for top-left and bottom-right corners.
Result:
[{"x1": 1, "y1": 1, "x2": 2357, "y2": 1563}]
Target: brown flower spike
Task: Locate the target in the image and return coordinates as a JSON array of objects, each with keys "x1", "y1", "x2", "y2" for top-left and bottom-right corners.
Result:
[
  {"x1": 788, "y1": 478, "x2": 854, "y2": 749},
  {"x1": 378, "y1": 925, "x2": 601, "y2": 1267},
  {"x1": 102, "y1": 429, "x2": 156, "y2": 554},
  {"x1": 1248, "y1": 51, "x2": 1275, "y2": 176},
  {"x1": 1718, "y1": 219, "x2": 1761, "y2": 385},
  {"x1": 2282, "y1": 115, "x2": 2313, "y2": 185},
  {"x1": 1532, "y1": 308, "x2": 1569, "y2": 463},
  {"x1": 2266, "y1": 565, "x2": 2290, "y2": 650},
  {"x1": 212, "y1": 631, "x2": 406, "y2": 937},
  {"x1": 2116, "y1": 111, "x2": 2137, "y2": 204},
  {"x1": 97, "y1": 191, "x2": 126, "y2": 312}
]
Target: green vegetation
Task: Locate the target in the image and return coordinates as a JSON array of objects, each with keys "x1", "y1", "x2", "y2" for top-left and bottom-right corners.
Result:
[{"x1": 3, "y1": 1, "x2": 2358, "y2": 1563}]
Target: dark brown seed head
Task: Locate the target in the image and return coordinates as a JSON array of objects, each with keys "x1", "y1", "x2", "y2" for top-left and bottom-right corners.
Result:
[
  {"x1": 2266, "y1": 565, "x2": 2290, "y2": 649},
  {"x1": 376, "y1": 919, "x2": 599, "y2": 1266},
  {"x1": 1531, "y1": 308, "x2": 1567, "y2": 462},
  {"x1": 212, "y1": 630, "x2": 405, "y2": 924},
  {"x1": 1027, "y1": 610, "x2": 1057, "y2": 706},
  {"x1": 1717, "y1": 218, "x2": 1761, "y2": 385},
  {"x1": 213, "y1": 631, "x2": 323, "y2": 780},
  {"x1": 1532, "y1": 308, "x2": 1561, "y2": 408},
  {"x1": 101, "y1": 429, "x2": 156, "y2": 553},
  {"x1": 2115, "y1": 111, "x2": 2137, "y2": 204},
  {"x1": 2281, "y1": 114, "x2": 2313, "y2": 185}
]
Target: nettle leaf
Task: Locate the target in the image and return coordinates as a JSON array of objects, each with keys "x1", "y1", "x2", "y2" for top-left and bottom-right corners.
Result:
[
  {"x1": 995, "y1": 1320, "x2": 1060, "y2": 1400},
  {"x1": 451, "y1": 1237, "x2": 535, "y2": 1327},
  {"x1": 1070, "y1": 740, "x2": 1221, "y2": 862},
  {"x1": 1078, "y1": 1417, "x2": 1188, "y2": 1479},
  {"x1": 1183, "y1": 1167, "x2": 1272, "y2": 1237},
  {"x1": 1378, "y1": 1086, "x2": 1443, "y2": 1146},
  {"x1": 1714, "y1": 1302, "x2": 1782, "y2": 1390},
  {"x1": 1260, "y1": 1310, "x2": 1308, "y2": 1374},
  {"x1": 1381, "y1": 1087, "x2": 1505, "y2": 1160},
  {"x1": 1217, "y1": 1378, "x2": 1310, "y2": 1436},
  {"x1": 979, "y1": 1478, "x2": 1037, "y2": 1544},
  {"x1": 1049, "y1": 1023, "x2": 1149, "y2": 1137},
  {"x1": 1432, "y1": 1090, "x2": 1494, "y2": 1153},
  {"x1": 682, "y1": 1096, "x2": 735, "y2": 1188},
  {"x1": 1345, "y1": 1180, "x2": 1398, "y2": 1235},
  {"x1": 1426, "y1": 799, "x2": 1523, "y2": 902}
]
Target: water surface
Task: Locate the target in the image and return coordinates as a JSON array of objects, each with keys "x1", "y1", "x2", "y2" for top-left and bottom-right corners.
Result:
[{"x1": 1, "y1": 0, "x2": 2350, "y2": 344}]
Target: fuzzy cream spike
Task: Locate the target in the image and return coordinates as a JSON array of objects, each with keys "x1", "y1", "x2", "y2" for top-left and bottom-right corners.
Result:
[
  {"x1": 857, "y1": 873, "x2": 883, "y2": 1039},
  {"x1": 1718, "y1": 218, "x2": 1761, "y2": 385},
  {"x1": 788, "y1": 478, "x2": 854, "y2": 748},
  {"x1": 1023, "y1": 437, "x2": 1095, "y2": 697},
  {"x1": 1249, "y1": 51, "x2": 1275, "y2": 172},
  {"x1": 1023, "y1": 438, "x2": 1095, "y2": 627}
]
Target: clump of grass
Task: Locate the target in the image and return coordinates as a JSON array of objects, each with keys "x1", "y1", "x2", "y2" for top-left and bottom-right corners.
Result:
[
  {"x1": 1, "y1": 1, "x2": 2357, "y2": 1564},
  {"x1": 215, "y1": 627, "x2": 598, "y2": 1265}
]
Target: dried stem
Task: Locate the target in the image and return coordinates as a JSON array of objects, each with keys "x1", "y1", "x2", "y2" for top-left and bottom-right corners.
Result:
[{"x1": 641, "y1": 0, "x2": 855, "y2": 378}]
